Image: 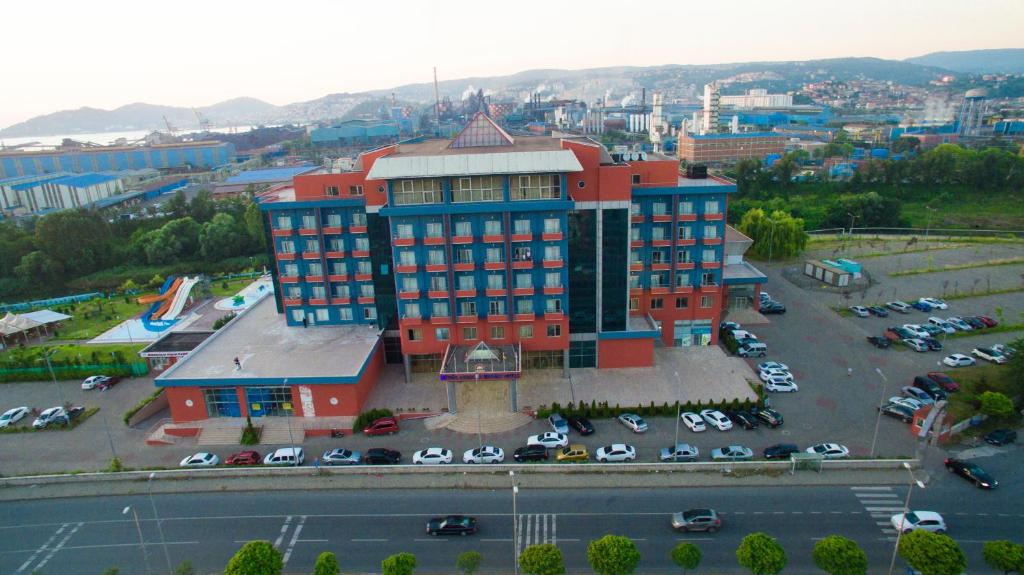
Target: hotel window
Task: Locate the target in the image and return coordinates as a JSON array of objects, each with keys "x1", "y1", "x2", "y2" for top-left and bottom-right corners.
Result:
[
  {"x1": 424, "y1": 222, "x2": 443, "y2": 239},
  {"x1": 677, "y1": 250, "x2": 691, "y2": 264},
  {"x1": 651, "y1": 272, "x2": 669, "y2": 288},
  {"x1": 543, "y1": 218, "x2": 561, "y2": 234},
  {"x1": 457, "y1": 275, "x2": 475, "y2": 291},
  {"x1": 316, "y1": 309, "x2": 330, "y2": 322},
  {"x1": 544, "y1": 272, "x2": 561, "y2": 288},
  {"x1": 629, "y1": 297, "x2": 640, "y2": 311},
  {"x1": 462, "y1": 327, "x2": 478, "y2": 340},
  {"x1": 701, "y1": 295, "x2": 714, "y2": 308},
  {"x1": 364, "y1": 307, "x2": 377, "y2": 320},
  {"x1": 393, "y1": 178, "x2": 443, "y2": 205},
  {"x1": 290, "y1": 309, "x2": 304, "y2": 322},
  {"x1": 676, "y1": 273, "x2": 691, "y2": 287},
  {"x1": 513, "y1": 246, "x2": 532, "y2": 262},
  {"x1": 286, "y1": 286, "x2": 301, "y2": 299},
  {"x1": 630, "y1": 249, "x2": 641, "y2": 265},
  {"x1": 407, "y1": 328, "x2": 422, "y2": 341},
  {"x1": 306, "y1": 262, "x2": 323, "y2": 277},
  {"x1": 515, "y1": 298, "x2": 534, "y2": 314},
  {"x1": 349, "y1": 185, "x2": 363, "y2": 196},
  {"x1": 427, "y1": 250, "x2": 446, "y2": 266},
  {"x1": 398, "y1": 251, "x2": 416, "y2": 266},
  {"x1": 404, "y1": 302, "x2": 421, "y2": 319},
  {"x1": 485, "y1": 247, "x2": 503, "y2": 263},
  {"x1": 432, "y1": 301, "x2": 450, "y2": 317},
  {"x1": 676, "y1": 296, "x2": 689, "y2": 309},
  {"x1": 545, "y1": 298, "x2": 562, "y2": 313},
  {"x1": 275, "y1": 215, "x2": 292, "y2": 230},
  {"x1": 630, "y1": 227, "x2": 640, "y2": 241},
  {"x1": 543, "y1": 245, "x2": 561, "y2": 261},
  {"x1": 360, "y1": 284, "x2": 375, "y2": 297},
  {"x1": 631, "y1": 174, "x2": 641, "y2": 185},
  {"x1": 678, "y1": 225, "x2": 693, "y2": 240},
  {"x1": 630, "y1": 202, "x2": 641, "y2": 215},
  {"x1": 435, "y1": 327, "x2": 450, "y2": 341},
  {"x1": 704, "y1": 225, "x2": 719, "y2": 239},
  {"x1": 395, "y1": 224, "x2": 414, "y2": 239},
  {"x1": 704, "y1": 200, "x2": 720, "y2": 215},
  {"x1": 304, "y1": 239, "x2": 319, "y2": 253},
  {"x1": 651, "y1": 226, "x2": 667, "y2": 241},
  {"x1": 311, "y1": 285, "x2": 326, "y2": 299},
  {"x1": 489, "y1": 299, "x2": 506, "y2": 315},
  {"x1": 429, "y1": 275, "x2": 448, "y2": 291},
  {"x1": 282, "y1": 263, "x2": 298, "y2": 277},
  {"x1": 514, "y1": 174, "x2": 560, "y2": 200},
  {"x1": 279, "y1": 240, "x2": 295, "y2": 254},
  {"x1": 629, "y1": 273, "x2": 640, "y2": 288},
  {"x1": 352, "y1": 212, "x2": 366, "y2": 226},
  {"x1": 701, "y1": 272, "x2": 716, "y2": 286},
  {"x1": 327, "y1": 238, "x2": 344, "y2": 252},
  {"x1": 460, "y1": 300, "x2": 477, "y2": 317},
  {"x1": 332, "y1": 284, "x2": 350, "y2": 298},
  {"x1": 454, "y1": 221, "x2": 473, "y2": 237},
  {"x1": 401, "y1": 277, "x2": 418, "y2": 293},
  {"x1": 650, "y1": 298, "x2": 664, "y2": 309},
  {"x1": 652, "y1": 202, "x2": 668, "y2": 216},
  {"x1": 339, "y1": 308, "x2": 353, "y2": 321},
  {"x1": 651, "y1": 250, "x2": 667, "y2": 264},
  {"x1": 325, "y1": 186, "x2": 339, "y2": 197},
  {"x1": 547, "y1": 324, "x2": 561, "y2": 337},
  {"x1": 455, "y1": 248, "x2": 473, "y2": 264},
  {"x1": 515, "y1": 273, "x2": 533, "y2": 289},
  {"x1": 519, "y1": 325, "x2": 534, "y2": 338},
  {"x1": 490, "y1": 326, "x2": 506, "y2": 339},
  {"x1": 325, "y1": 213, "x2": 342, "y2": 227},
  {"x1": 354, "y1": 237, "x2": 369, "y2": 251},
  {"x1": 302, "y1": 214, "x2": 317, "y2": 229},
  {"x1": 679, "y1": 201, "x2": 694, "y2": 215},
  {"x1": 452, "y1": 175, "x2": 503, "y2": 203},
  {"x1": 703, "y1": 249, "x2": 718, "y2": 262},
  {"x1": 356, "y1": 261, "x2": 372, "y2": 275},
  {"x1": 513, "y1": 219, "x2": 531, "y2": 235},
  {"x1": 484, "y1": 220, "x2": 503, "y2": 236},
  {"x1": 487, "y1": 274, "x2": 505, "y2": 290}
]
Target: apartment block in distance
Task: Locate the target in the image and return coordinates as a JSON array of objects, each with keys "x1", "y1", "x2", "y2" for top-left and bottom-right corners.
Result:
[{"x1": 677, "y1": 131, "x2": 787, "y2": 165}]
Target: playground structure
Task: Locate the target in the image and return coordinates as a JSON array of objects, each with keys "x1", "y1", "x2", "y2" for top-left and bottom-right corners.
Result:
[{"x1": 137, "y1": 276, "x2": 202, "y2": 324}]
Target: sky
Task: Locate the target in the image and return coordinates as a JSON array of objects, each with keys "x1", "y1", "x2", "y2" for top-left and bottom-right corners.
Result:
[{"x1": 3, "y1": 0, "x2": 1022, "y2": 128}]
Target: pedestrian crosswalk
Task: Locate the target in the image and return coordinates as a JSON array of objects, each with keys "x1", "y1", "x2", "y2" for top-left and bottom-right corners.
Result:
[
  {"x1": 851, "y1": 487, "x2": 904, "y2": 540},
  {"x1": 516, "y1": 514, "x2": 556, "y2": 554}
]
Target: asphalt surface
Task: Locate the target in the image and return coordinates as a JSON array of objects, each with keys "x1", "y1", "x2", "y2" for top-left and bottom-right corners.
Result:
[{"x1": 2, "y1": 443, "x2": 1019, "y2": 575}]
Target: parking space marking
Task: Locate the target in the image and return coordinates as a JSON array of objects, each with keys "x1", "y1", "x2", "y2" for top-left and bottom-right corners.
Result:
[{"x1": 15, "y1": 523, "x2": 69, "y2": 574}]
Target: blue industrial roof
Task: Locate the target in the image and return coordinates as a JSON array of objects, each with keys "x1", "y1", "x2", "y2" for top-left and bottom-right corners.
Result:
[
  {"x1": 224, "y1": 165, "x2": 318, "y2": 185},
  {"x1": 87, "y1": 190, "x2": 146, "y2": 210},
  {"x1": 52, "y1": 173, "x2": 120, "y2": 188},
  {"x1": 10, "y1": 174, "x2": 70, "y2": 191}
]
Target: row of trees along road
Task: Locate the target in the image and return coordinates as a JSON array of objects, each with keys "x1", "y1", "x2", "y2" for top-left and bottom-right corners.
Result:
[{"x1": 141, "y1": 530, "x2": 1024, "y2": 575}]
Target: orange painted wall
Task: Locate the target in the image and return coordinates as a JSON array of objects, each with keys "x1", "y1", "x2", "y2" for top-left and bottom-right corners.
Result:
[
  {"x1": 399, "y1": 317, "x2": 569, "y2": 355},
  {"x1": 598, "y1": 338, "x2": 654, "y2": 368},
  {"x1": 633, "y1": 289, "x2": 722, "y2": 346},
  {"x1": 293, "y1": 173, "x2": 366, "y2": 201},
  {"x1": 166, "y1": 387, "x2": 208, "y2": 423}
]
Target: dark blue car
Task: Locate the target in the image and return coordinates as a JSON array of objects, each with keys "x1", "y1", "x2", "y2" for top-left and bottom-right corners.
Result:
[{"x1": 911, "y1": 301, "x2": 933, "y2": 312}]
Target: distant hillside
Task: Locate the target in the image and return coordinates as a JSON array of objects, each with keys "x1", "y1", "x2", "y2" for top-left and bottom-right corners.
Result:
[{"x1": 905, "y1": 49, "x2": 1024, "y2": 74}]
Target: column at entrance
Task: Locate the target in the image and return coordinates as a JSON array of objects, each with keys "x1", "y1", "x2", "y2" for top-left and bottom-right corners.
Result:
[
  {"x1": 445, "y1": 380, "x2": 457, "y2": 414},
  {"x1": 509, "y1": 379, "x2": 518, "y2": 412}
]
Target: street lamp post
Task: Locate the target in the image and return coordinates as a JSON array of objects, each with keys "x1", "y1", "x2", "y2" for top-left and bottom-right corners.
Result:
[
  {"x1": 673, "y1": 371, "x2": 681, "y2": 453},
  {"x1": 123, "y1": 506, "x2": 153, "y2": 575},
  {"x1": 870, "y1": 367, "x2": 889, "y2": 457},
  {"x1": 283, "y1": 378, "x2": 297, "y2": 467},
  {"x1": 148, "y1": 473, "x2": 173, "y2": 574},
  {"x1": 766, "y1": 218, "x2": 777, "y2": 265},
  {"x1": 888, "y1": 462, "x2": 926, "y2": 575},
  {"x1": 510, "y1": 470, "x2": 519, "y2": 575},
  {"x1": 42, "y1": 349, "x2": 65, "y2": 407}
]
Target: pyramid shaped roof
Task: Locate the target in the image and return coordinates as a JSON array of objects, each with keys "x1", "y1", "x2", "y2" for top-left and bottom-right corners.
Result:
[{"x1": 450, "y1": 112, "x2": 514, "y2": 149}]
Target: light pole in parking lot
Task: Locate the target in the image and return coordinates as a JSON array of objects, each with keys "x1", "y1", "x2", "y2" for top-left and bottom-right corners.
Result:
[
  {"x1": 870, "y1": 367, "x2": 889, "y2": 457},
  {"x1": 888, "y1": 462, "x2": 926, "y2": 575},
  {"x1": 123, "y1": 505, "x2": 153, "y2": 575},
  {"x1": 148, "y1": 473, "x2": 173, "y2": 574},
  {"x1": 41, "y1": 349, "x2": 65, "y2": 407},
  {"x1": 510, "y1": 470, "x2": 519, "y2": 575},
  {"x1": 673, "y1": 371, "x2": 681, "y2": 451}
]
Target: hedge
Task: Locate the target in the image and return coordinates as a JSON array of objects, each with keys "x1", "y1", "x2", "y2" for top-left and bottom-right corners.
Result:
[
  {"x1": 353, "y1": 408, "x2": 394, "y2": 433},
  {"x1": 123, "y1": 389, "x2": 164, "y2": 425},
  {"x1": 536, "y1": 397, "x2": 763, "y2": 420}
]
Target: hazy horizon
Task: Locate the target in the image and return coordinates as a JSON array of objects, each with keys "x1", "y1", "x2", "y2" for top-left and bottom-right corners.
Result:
[{"x1": 4, "y1": 0, "x2": 1022, "y2": 128}]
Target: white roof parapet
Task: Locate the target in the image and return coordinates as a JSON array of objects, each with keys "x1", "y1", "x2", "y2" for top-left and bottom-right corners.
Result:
[{"x1": 367, "y1": 150, "x2": 583, "y2": 180}]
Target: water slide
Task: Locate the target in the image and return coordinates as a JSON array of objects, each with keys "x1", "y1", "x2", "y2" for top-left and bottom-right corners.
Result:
[
  {"x1": 137, "y1": 276, "x2": 181, "y2": 305},
  {"x1": 160, "y1": 277, "x2": 199, "y2": 320}
]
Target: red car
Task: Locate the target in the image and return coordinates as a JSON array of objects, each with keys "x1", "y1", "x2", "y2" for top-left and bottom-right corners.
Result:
[
  {"x1": 225, "y1": 450, "x2": 261, "y2": 465},
  {"x1": 363, "y1": 417, "x2": 400, "y2": 436},
  {"x1": 976, "y1": 316, "x2": 998, "y2": 328},
  {"x1": 926, "y1": 372, "x2": 960, "y2": 392},
  {"x1": 97, "y1": 376, "x2": 121, "y2": 390}
]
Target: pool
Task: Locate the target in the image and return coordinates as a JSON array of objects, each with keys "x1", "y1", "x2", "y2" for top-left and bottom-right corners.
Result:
[{"x1": 215, "y1": 276, "x2": 274, "y2": 311}]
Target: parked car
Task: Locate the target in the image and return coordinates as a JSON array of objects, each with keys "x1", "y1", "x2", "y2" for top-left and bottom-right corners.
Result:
[
  {"x1": 913, "y1": 376, "x2": 948, "y2": 401},
  {"x1": 946, "y1": 317, "x2": 972, "y2": 331},
  {"x1": 760, "y1": 301, "x2": 786, "y2": 314},
  {"x1": 991, "y1": 344, "x2": 1017, "y2": 357},
  {"x1": 0, "y1": 406, "x2": 29, "y2": 428},
  {"x1": 719, "y1": 321, "x2": 741, "y2": 333},
  {"x1": 66, "y1": 406, "x2": 85, "y2": 422},
  {"x1": 363, "y1": 448, "x2": 401, "y2": 465},
  {"x1": 919, "y1": 324, "x2": 944, "y2": 337},
  {"x1": 463, "y1": 446, "x2": 504, "y2": 464},
  {"x1": 711, "y1": 445, "x2": 753, "y2": 461},
  {"x1": 759, "y1": 292, "x2": 771, "y2": 303},
  {"x1": 752, "y1": 407, "x2": 784, "y2": 428},
  {"x1": 700, "y1": 409, "x2": 733, "y2": 431},
  {"x1": 512, "y1": 445, "x2": 549, "y2": 462},
  {"x1": 556, "y1": 444, "x2": 589, "y2": 462},
  {"x1": 617, "y1": 413, "x2": 649, "y2": 433},
  {"x1": 849, "y1": 305, "x2": 870, "y2": 317},
  {"x1": 322, "y1": 448, "x2": 362, "y2": 466},
  {"x1": 886, "y1": 301, "x2": 911, "y2": 314},
  {"x1": 680, "y1": 412, "x2": 706, "y2": 432},
  {"x1": 758, "y1": 367, "x2": 792, "y2": 382},
  {"x1": 878, "y1": 403, "x2": 915, "y2": 423},
  {"x1": 886, "y1": 326, "x2": 917, "y2": 340},
  {"x1": 82, "y1": 375, "x2": 119, "y2": 390},
  {"x1": 595, "y1": 444, "x2": 637, "y2": 463},
  {"x1": 730, "y1": 330, "x2": 757, "y2": 341},
  {"x1": 763, "y1": 443, "x2": 800, "y2": 459},
  {"x1": 756, "y1": 361, "x2": 789, "y2": 372},
  {"x1": 984, "y1": 429, "x2": 1017, "y2": 446},
  {"x1": 737, "y1": 342, "x2": 767, "y2": 357},
  {"x1": 527, "y1": 432, "x2": 569, "y2": 449},
  {"x1": 921, "y1": 337, "x2": 943, "y2": 351},
  {"x1": 671, "y1": 509, "x2": 722, "y2": 532},
  {"x1": 889, "y1": 396, "x2": 926, "y2": 412},
  {"x1": 868, "y1": 306, "x2": 890, "y2": 317},
  {"x1": 805, "y1": 443, "x2": 850, "y2": 459},
  {"x1": 902, "y1": 324, "x2": 930, "y2": 338},
  {"x1": 726, "y1": 410, "x2": 759, "y2": 429},
  {"x1": 32, "y1": 406, "x2": 67, "y2": 429},
  {"x1": 962, "y1": 316, "x2": 986, "y2": 329},
  {"x1": 972, "y1": 347, "x2": 1007, "y2": 364},
  {"x1": 919, "y1": 298, "x2": 948, "y2": 310},
  {"x1": 925, "y1": 372, "x2": 959, "y2": 392},
  {"x1": 891, "y1": 511, "x2": 947, "y2": 534},
  {"x1": 659, "y1": 443, "x2": 699, "y2": 462},
  {"x1": 903, "y1": 338, "x2": 929, "y2": 352},
  {"x1": 910, "y1": 300, "x2": 933, "y2": 312},
  {"x1": 942, "y1": 354, "x2": 976, "y2": 368},
  {"x1": 547, "y1": 413, "x2": 569, "y2": 435},
  {"x1": 976, "y1": 315, "x2": 998, "y2": 327},
  {"x1": 363, "y1": 417, "x2": 400, "y2": 436},
  {"x1": 225, "y1": 450, "x2": 261, "y2": 465},
  {"x1": 944, "y1": 458, "x2": 997, "y2": 488},
  {"x1": 765, "y1": 379, "x2": 799, "y2": 393},
  {"x1": 927, "y1": 317, "x2": 956, "y2": 334},
  {"x1": 901, "y1": 386, "x2": 936, "y2": 405},
  {"x1": 567, "y1": 416, "x2": 595, "y2": 435},
  {"x1": 426, "y1": 515, "x2": 477, "y2": 536},
  {"x1": 264, "y1": 447, "x2": 305, "y2": 466},
  {"x1": 412, "y1": 447, "x2": 453, "y2": 465},
  {"x1": 180, "y1": 452, "x2": 219, "y2": 467},
  {"x1": 866, "y1": 336, "x2": 892, "y2": 349}
]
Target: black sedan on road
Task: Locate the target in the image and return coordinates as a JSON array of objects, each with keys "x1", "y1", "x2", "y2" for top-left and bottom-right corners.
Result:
[
  {"x1": 426, "y1": 515, "x2": 477, "y2": 536},
  {"x1": 984, "y1": 429, "x2": 1017, "y2": 446},
  {"x1": 513, "y1": 445, "x2": 549, "y2": 462},
  {"x1": 868, "y1": 306, "x2": 890, "y2": 317},
  {"x1": 760, "y1": 301, "x2": 786, "y2": 314},
  {"x1": 878, "y1": 403, "x2": 914, "y2": 423},
  {"x1": 944, "y1": 458, "x2": 998, "y2": 489},
  {"x1": 362, "y1": 448, "x2": 401, "y2": 465},
  {"x1": 763, "y1": 443, "x2": 800, "y2": 460},
  {"x1": 866, "y1": 336, "x2": 892, "y2": 349},
  {"x1": 726, "y1": 410, "x2": 759, "y2": 430},
  {"x1": 568, "y1": 416, "x2": 595, "y2": 435}
]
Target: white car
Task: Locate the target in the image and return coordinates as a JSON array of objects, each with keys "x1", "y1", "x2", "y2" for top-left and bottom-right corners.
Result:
[
  {"x1": 527, "y1": 432, "x2": 569, "y2": 449},
  {"x1": 765, "y1": 379, "x2": 799, "y2": 393},
  {"x1": 919, "y1": 298, "x2": 948, "y2": 310},
  {"x1": 32, "y1": 406, "x2": 67, "y2": 429},
  {"x1": 595, "y1": 444, "x2": 637, "y2": 463},
  {"x1": 412, "y1": 447, "x2": 453, "y2": 464},
  {"x1": 81, "y1": 375, "x2": 112, "y2": 390},
  {"x1": 264, "y1": 447, "x2": 305, "y2": 466},
  {"x1": 901, "y1": 387, "x2": 935, "y2": 405},
  {"x1": 731, "y1": 330, "x2": 757, "y2": 341},
  {"x1": 758, "y1": 368, "x2": 793, "y2": 383},
  {"x1": 946, "y1": 317, "x2": 972, "y2": 331},
  {"x1": 806, "y1": 443, "x2": 850, "y2": 459},
  {"x1": 902, "y1": 338, "x2": 929, "y2": 352},
  {"x1": 887, "y1": 301, "x2": 911, "y2": 313},
  {"x1": 902, "y1": 324, "x2": 930, "y2": 339},
  {"x1": 942, "y1": 353, "x2": 976, "y2": 368},
  {"x1": 972, "y1": 348, "x2": 1007, "y2": 364},
  {"x1": 462, "y1": 446, "x2": 504, "y2": 464},
  {"x1": 991, "y1": 344, "x2": 1017, "y2": 357},
  {"x1": 700, "y1": 409, "x2": 733, "y2": 431},
  {"x1": 849, "y1": 306, "x2": 870, "y2": 317},
  {"x1": 0, "y1": 406, "x2": 29, "y2": 428},
  {"x1": 180, "y1": 452, "x2": 219, "y2": 467},
  {"x1": 889, "y1": 396, "x2": 926, "y2": 411},
  {"x1": 680, "y1": 412, "x2": 706, "y2": 432},
  {"x1": 617, "y1": 413, "x2": 649, "y2": 433},
  {"x1": 927, "y1": 317, "x2": 956, "y2": 334},
  {"x1": 890, "y1": 511, "x2": 946, "y2": 534},
  {"x1": 756, "y1": 361, "x2": 790, "y2": 372}
]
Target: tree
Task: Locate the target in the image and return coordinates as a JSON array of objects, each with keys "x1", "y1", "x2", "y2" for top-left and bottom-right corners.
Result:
[
  {"x1": 200, "y1": 213, "x2": 247, "y2": 261},
  {"x1": 736, "y1": 532, "x2": 786, "y2": 574},
  {"x1": 979, "y1": 391, "x2": 1015, "y2": 419},
  {"x1": 455, "y1": 551, "x2": 483, "y2": 575},
  {"x1": 812, "y1": 535, "x2": 867, "y2": 575},
  {"x1": 312, "y1": 551, "x2": 340, "y2": 575},
  {"x1": 737, "y1": 208, "x2": 808, "y2": 260},
  {"x1": 188, "y1": 188, "x2": 216, "y2": 222},
  {"x1": 244, "y1": 201, "x2": 267, "y2": 250},
  {"x1": 587, "y1": 535, "x2": 641, "y2": 575},
  {"x1": 982, "y1": 540, "x2": 1024, "y2": 574},
  {"x1": 823, "y1": 192, "x2": 904, "y2": 229},
  {"x1": 670, "y1": 542, "x2": 701, "y2": 573},
  {"x1": 381, "y1": 552, "x2": 416, "y2": 575},
  {"x1": 34, "y1": 209, "x2": 112, "y2": 277},
  {"x1": 224, "y1": 540, "x2": 283, "y2": 575},
  {"x1": 1006, "y1": 335, "x2": 1024, "y2": 397},
  {"x1": 15, "y1": 250, "x2": 65, "y2": 286},
  {"x1": 174, "y1": 561, "x2": 195, "y2": 575},
  {"x1": 892, "y1": 136, "x2": 921, "y2": 155},
  {"x1": 166, "y1": 190, "x2": 189, "y2": 218},
  {"x1": 520, "y1": 543, "x2": 565, "y2": 575},
  {"x1": 898, "y1": 530, "x2": 967, "y2": 575}
]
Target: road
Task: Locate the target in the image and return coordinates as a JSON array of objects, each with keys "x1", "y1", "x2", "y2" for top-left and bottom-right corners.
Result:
[{"x1": 2, "y1": 447, "x2": 1019, "y2": 574}]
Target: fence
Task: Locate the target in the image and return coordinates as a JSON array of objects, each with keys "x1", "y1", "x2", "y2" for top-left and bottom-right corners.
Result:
[
  {"x1": 0, "y1": 362, "x2": 148, "y2": 383},
  {"x1": 0, "y1": 292, "x2": 104, "y2": 314},
  {"x1": 808, "y1": 227, "x2": 1024, "y2": 240}
]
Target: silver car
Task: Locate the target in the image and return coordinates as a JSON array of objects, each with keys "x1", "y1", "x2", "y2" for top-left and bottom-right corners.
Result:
[
  {"x1": 321, "y1": 448, "x2": 362, "y2": 465},
  {"x1": 659, "y1": 443, "x2": 699, "y2": 462},
  {"x1": 710, "y1": 445, "x2": 753, "y2": 461}
]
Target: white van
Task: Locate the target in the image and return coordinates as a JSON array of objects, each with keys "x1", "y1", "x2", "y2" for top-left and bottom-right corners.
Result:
[
  {"x1": 264, "y1": 447, "x2": 305, "y2": 466},
  {"x1": 737, "y1": 342, "x2": 768, "y2": 358}
]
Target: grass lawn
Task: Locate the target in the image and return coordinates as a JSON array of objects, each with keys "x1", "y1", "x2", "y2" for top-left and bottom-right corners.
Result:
[
  {"x1": 210, "y1": 277, "x2": 256, "y2": 298},
  {"x1": 902, "y1": 193, "x2": 1024, "y2": 230},
  {"x1": 48, "y1": 297, "x2": 154, "y2": 341},
  {"x1": 943, "y1": 362, "x2": 1019, "y2": 424}
]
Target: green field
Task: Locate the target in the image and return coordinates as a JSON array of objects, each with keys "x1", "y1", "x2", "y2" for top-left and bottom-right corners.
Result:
[{"x1": 46, "y1": 297, "x2": 153, "y2": 341}]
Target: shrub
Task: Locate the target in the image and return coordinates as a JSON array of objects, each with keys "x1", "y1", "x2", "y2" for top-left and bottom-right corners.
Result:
[
  {"x1": 212, "y1": 312, "x2": 237, "y2": 331},
  {"x1": 353, "y1": 408, "x2": 394, "y2": 433},
  {"x1": 123, "y1": 389, "x2": 164, "y2": 425}
]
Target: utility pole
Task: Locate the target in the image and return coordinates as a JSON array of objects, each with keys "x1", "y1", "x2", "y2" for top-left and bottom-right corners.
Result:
[
  {"x1": 148, "y1": 473, "x2": 173, "y2": 574},
  {"x1": 43, "y1": 349, "x2": 65, "y2": 407},
  {"x1": 510, "y1": 471, "x2": 519, "y2": 575},
  {"x1": 888, "y1": 463, "x2": 926, "y2": 575},
  {"x1": 433, "y1": 67, "x2": 441, "y2": 138},
  {"x1": 673, "y1": 371, "x2": 681, "y2": 453},
  {"x1": 870, "y1": 367, "x2": 888, "y2": 457}
]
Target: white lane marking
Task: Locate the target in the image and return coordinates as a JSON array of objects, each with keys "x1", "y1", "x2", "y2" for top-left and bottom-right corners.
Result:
[
  {"x1": 273, "y1": 515, "x2": 293, "y2": 548},
  {"x1": 15, "y1": 523, "x2": 68, "y2": 574},
  {"x1": 865, "y1": 507, "x2": 905, "y2": 512},
  {"x1": 481, "y1": 538, "x2": 512, "y2": 542},
  {"x1": 876, "y1": 521, "x2": 892, "y2": 526},
  {"x1": 351, "y1": 538, "x2": 388, "y2": 542},
  {"x1": 296, "y1": 539, "x2": 327, "y2": 543},
  {"x1": 33, "y1": 522, "x2": 82, "y2": 571},
  {"x1": 282, "y1": 516, "x2": 306, "y2": 565},
  {"x1": 414, "y1": 538, "x2": 446, "y2": 542},
  {"x1": 851, "y1": 486, "x2": 893, "y2": 491}
]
